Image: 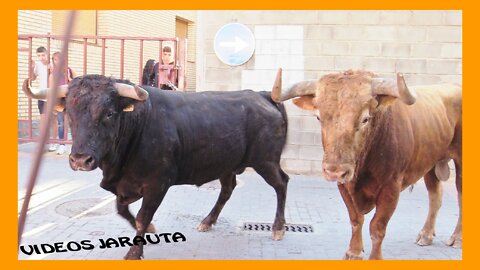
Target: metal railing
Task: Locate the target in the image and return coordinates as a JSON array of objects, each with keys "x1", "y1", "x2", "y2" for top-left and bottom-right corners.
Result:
[{"x1": 18, "y1": 33, "x2": 187, "y2": 144}]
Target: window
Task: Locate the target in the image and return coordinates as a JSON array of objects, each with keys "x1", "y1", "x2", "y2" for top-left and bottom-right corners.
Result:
[{"x1": 52, "y1": 10, "x2": 97, "y2": 37}]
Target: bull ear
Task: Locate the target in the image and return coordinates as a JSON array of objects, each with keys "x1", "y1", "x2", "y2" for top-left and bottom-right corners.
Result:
[{"x1": 292, "y1": 96, "x2": 316, "y2": 110}]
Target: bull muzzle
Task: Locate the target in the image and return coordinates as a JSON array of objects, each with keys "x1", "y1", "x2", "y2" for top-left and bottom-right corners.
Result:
[
  {"x1": 69, "y1": 153, "x2": 97, "y2": 171},
  {"x1": 322, "y1": 162, "x2": 355, "y2": 184}
]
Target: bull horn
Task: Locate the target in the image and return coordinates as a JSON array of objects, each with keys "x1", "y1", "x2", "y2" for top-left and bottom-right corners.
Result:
[
  {"x1": 271, "y1": 68, "x2": 318, "y2": 103},
  {"x1": 271, "y1": 68, "x2": 283, "y2": 103},
  {"x1": 22, "y1": 79, "x2": 68, "y2": 99},
  {"x1": 114, "y1": 83, "x2": 149, "y2": 101},
  {"x1": 371, "y1": 73, "x2": 416, "y2": 105}
]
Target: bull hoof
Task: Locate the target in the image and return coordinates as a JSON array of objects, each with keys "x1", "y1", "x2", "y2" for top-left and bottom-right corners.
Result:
[
  {"x1": 197, "y1": 223, "x2": 212, "y2": 232},
  {"x1": 343, "y1": 250, "x2": 364, "y2": 260},
  {"x1": 124, "y1": 247, "x2": 143, "y2": 260},
  {"x1": 146, "y1": 223, "x2": 156, "y2": 233},
  {"x1": 272, "y1": 229, "x2": 285, "y2": 241},
  {"x1": 446, "y1": 235, "x2": 462, "y2": 248},
  {"x1": 416, "y1": 230, "x2": 434, "y2": 246}
]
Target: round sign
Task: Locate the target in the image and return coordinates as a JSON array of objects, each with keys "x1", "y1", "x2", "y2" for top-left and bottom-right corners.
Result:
[{"x1": 214, "y1": 23, "x2": 255, "y2": 66}]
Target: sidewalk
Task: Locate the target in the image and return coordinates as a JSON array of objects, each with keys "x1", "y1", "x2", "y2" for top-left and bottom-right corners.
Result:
[{"x1": 18, "y1": 142, "x2": 462, "y2": 260}]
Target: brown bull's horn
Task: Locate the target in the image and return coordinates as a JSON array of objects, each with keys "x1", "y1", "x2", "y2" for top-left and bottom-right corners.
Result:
[
  {"x1": 371, "y1": 73, "x2": 416, "y2": 105},
  {"x1": 271, "y1": 68, "x2": 283, "y2": 103},
  {"x1": 22, "y1": 79, "x2": 68, "y2": 99},
  {"x1": 114, "y1": 83, "x2": 149, "y2": 101},
  {"x1": 396, "y1": 73, "x2": 416, "y2": 105},
  {"x1": 271, "y1": 68, "x2": 318, "y2": 103}
]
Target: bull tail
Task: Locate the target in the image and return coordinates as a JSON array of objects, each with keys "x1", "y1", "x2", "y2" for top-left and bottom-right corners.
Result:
[
  {"x1": 259, "y1": 91, "x2": 288, "y2": 150},
  {"x1": 259, "y1": 91, "x2": 288, "y2": 130}
]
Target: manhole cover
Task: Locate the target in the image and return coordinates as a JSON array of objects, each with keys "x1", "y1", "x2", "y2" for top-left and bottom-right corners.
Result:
[
  {"x1": 55, "y1": 198, "x2": 115, "y2": 218},
  {"x1": 243, "y1": 222, "x2": 313, "y2": 233}
]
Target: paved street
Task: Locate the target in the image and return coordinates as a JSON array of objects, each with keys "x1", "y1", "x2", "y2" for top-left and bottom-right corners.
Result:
[{"x1": 18, "y1": 142, "x2": 462, "y2": 260}]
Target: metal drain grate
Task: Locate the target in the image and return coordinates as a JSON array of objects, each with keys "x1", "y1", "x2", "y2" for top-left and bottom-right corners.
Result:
[{"x1": 243, "y1": 222, "x2": 313, "y2": 233}]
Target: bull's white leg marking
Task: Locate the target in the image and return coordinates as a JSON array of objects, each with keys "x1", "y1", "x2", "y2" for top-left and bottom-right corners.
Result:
[
  {"x1": 197, "y1": 223, "x2": 212, "y2": 232},
  {"x1": 272, "y1": 228, "x2": 285, "y2": 241}
]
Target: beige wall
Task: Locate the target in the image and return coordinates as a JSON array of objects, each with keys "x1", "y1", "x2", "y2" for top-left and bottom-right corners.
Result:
[
  {"x1": 196, "y1": 10, "x2": 462, "y2": 174},
  {"x1": 18, "y1": 10, "x2": 197, "y2": 121}
]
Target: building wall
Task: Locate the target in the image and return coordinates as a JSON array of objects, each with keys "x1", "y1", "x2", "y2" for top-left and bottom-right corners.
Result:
[
  {"x1": 18, "y1": 10, "x2": 197, "y2": 122},
  {"x1": 196, "y1": 10, "x2": 462, "y2": 175}
]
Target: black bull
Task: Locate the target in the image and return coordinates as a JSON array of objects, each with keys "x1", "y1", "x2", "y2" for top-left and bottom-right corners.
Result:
[{"x1": 22, "y1": 75, "x2": 289, "y2": 259}]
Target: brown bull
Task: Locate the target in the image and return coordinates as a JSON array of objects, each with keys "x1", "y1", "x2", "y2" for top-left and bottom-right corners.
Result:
[{"x1": 271, "y1": 69, "x2": 462, "y2": 259}]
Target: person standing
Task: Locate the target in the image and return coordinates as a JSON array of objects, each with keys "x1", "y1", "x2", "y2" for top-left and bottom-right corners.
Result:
[
  {"x1": 49, "y1": 52, "x2": 76, "y2": 155},
  {"x1": 154, "y1": 45, "x2": 178, "y2": 90},
  {"x1": 29, "y1": 46, "x2": 57, "y2": 152}
]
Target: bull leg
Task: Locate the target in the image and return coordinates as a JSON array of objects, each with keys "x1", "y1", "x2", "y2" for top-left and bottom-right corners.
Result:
[
  {"x1": 124, "y1": 186, "x2": 167, "y2": 260},
  {"x1": 416, "y1": 169, "x2": 443, "y2": 246},
  {"x1": 338, "y1": 183, "x2": 365, "y2": 260},
  {"x1": 254, "y1": 163, "x2": 289, "y2": 241},
  {"x1": 446, "y1": 159, "x2": 462, "y2": 248},
  {"x1": 116, "y1": 197, "x2": 156, "y2": 233},
  {"x1": 197, "y1": 173, "x2": 237, "y2": 232},
  {"x1": 369, "y1": 183, "x2": 401, "y2": 260}
]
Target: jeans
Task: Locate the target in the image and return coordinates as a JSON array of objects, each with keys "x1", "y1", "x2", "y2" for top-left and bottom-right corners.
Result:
[{"x1": 57, "y1": 112, "x2": 65, "y2": 140}]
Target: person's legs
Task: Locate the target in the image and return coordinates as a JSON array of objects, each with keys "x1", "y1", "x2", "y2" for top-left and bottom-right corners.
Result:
[
  {"x1": 37, "y1": 101, "x2": 51, "y2": 152},
  {"x1": 49, "y1": 112, "x2": 58, "y2": 151},
  {"x1": 56, "y1": 112, "x2": 66, "y2": 154}
]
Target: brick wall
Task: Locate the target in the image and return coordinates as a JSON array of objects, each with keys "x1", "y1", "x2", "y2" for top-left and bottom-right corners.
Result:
[
  {"x1": 196, "y1": 10, "x2": 462, "y2": 175},
  {"x1": 18, "y1": 10, "x2": 52, "y2": 121}
]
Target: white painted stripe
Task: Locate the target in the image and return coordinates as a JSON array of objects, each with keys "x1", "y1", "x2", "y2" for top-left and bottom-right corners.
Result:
[
  {"x1": 22, "y1": 222, "x2": 56, "y2": 237},
  {"x1": 70, "y1": 195, "x2": 116, "y2": 220},
  {"x1": 26, "y1": 253, "x2": 51, "y2": 260},
  {"x1": 18, "y1": 181, "x2": 96, "y2": 215},
  {"x1": 20, "y1": 194, "x2": 116, "y2": 251}
]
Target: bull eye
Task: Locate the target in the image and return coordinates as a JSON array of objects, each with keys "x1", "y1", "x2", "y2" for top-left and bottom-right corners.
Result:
[
  {"x1": 360, "y1": 116, "x2": 370, "y2": 125},
  {"x1": 106, "y1": 111, "x2": 115, "y2": 120}
]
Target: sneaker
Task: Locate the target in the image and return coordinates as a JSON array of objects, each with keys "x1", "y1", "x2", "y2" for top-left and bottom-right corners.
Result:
[
  {"x1": 48, "y1": 144, "x2": 59, "y2": 152},
  {"x1": 56, "y1": 144, "x2": 66, "y2": 155}
]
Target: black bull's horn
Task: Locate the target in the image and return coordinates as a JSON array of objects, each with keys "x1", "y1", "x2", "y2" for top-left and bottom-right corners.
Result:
[
  {"x1": 22, "y1": 79, "x2": 149, "y2": 101},
  {"x1": 22, "y1": 79, "x2": 69, "y2": 99},
  {"x1": 270, "y1": 69, "x2": 416, "y2": 105},
  {"x1": 114, "y1": 83, "x2": 149, "y2": 101}
]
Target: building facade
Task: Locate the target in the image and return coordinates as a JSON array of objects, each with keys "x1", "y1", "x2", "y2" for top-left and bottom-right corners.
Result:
[{"x1": 18, "y1": 10, "x2": 197, "y2": 120}]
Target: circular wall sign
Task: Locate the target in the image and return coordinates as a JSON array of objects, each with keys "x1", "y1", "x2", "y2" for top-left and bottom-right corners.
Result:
[{"x1": 214, "y1": 23, "x2": 255, "y2": 66}]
